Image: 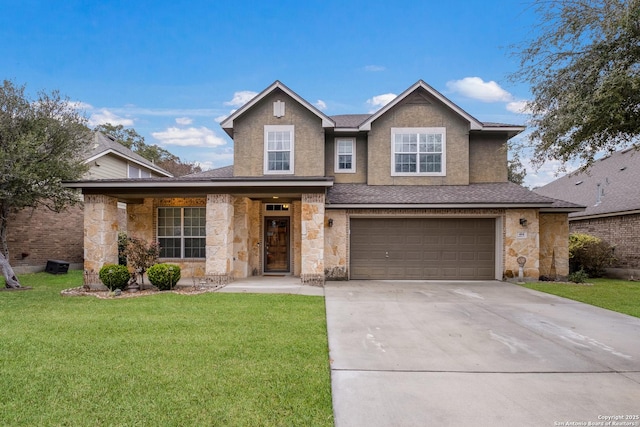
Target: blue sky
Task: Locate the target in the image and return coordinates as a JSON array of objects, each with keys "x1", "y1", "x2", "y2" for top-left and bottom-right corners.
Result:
[{"x1": 1, "y1": 0, "x2": 562, "y2": 187}]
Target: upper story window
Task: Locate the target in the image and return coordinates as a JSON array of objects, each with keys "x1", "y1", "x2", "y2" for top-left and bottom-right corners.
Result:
[
  {"x1": 264, "y1": 125, "x2": 294, "y2": 174},
  {"x1": 335, "y1": 138, "x2": 356, "y2": 173},
  {"x1": 128, "y1": 164, "x2": 152, "y2": 178},
  {"x1": 391, "y1": 127, "x2": 446, "y2": 176}
]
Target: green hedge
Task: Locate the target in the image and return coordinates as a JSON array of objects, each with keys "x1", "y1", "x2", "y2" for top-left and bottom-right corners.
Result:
[
  {"x1": 147, "y1": 263, "x2": 181, "y2": 291},
  {"x1": 99, "y1": 264, "x2": 131, "y2": 290}
]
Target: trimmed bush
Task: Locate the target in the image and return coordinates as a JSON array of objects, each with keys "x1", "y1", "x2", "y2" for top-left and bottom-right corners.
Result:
[
  {"x1": 568, "y1": 269, "x2": 589, "y2": 284},
  {"x1": 147, "y1": 263, "x2": 181, "y2": 291},
  {"x1": 99, "y1": 264, "x2": 131, "y2": 291},
  {"x1": 569, "y1": 233, "x2": 616, "y2": 277}
]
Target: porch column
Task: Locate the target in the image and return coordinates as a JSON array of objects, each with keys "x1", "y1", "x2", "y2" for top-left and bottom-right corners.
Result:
[
  {"x1": 84, "y1": 195, "x2": 119, "y2": 280},
  {"x1": 301, "y1": 193, "x2": 325, "y2": 285},
  {"x1": 206, "y1": 194, "x2": 234, "y2": 284}
]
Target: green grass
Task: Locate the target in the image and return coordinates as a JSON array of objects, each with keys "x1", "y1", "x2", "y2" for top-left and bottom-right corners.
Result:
[
  {"x1": 519, "y1": 278, "x2": 640, "y2": 318},
  {"x1": 0, "y1": 271, "x2": 334, "y2": 426}
]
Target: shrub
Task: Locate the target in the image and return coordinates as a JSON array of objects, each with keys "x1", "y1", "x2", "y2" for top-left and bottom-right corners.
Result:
[
  {"x1": 123, "y1": 237, "x2": 160, "y2": 283},
  {"x1": 568, "y1": 269, "x2": 589, "y2": 284},
  {"x1": 568, "y1": 233, "x2": 616, "y2": 277},
  {"x1": 99, "y1": 264, "x2": 131, "y2": 291},
  {"x1": 147, "y1": 263, "x2": 181, "y2": 291}
]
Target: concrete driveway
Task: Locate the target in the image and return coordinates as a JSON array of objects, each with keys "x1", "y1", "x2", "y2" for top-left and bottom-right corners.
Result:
[{"x1": 325, "y1": 280, "x2": 640, "y2": 427}]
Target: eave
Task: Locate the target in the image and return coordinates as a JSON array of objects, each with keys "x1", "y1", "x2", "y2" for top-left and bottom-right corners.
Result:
[{"x1": 220, "y1": 81, "x2": 335, "y2": 137}]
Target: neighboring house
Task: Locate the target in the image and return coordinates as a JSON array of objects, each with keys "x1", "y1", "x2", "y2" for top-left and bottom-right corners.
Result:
[
  {"x1": 535, "y1": 147, "x2": 640, "y2": 278},
  {"x1": 66, "y1": 81, "x2": 581, "y2": 284},
  {"x1": 8, "y1": 132, "x2": 172, "y2": 273}
]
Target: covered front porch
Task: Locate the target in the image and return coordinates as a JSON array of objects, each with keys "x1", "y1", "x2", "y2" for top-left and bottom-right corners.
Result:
[{"x1": 73, "y1": 177, "x2": 333, "y2": 287}]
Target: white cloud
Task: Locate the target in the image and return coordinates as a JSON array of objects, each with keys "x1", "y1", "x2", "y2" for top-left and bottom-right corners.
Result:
[
  {"x1": 366, "y1": 93, "x2": 397, "y2": 113},
  {"x1": 175, "y1": 117, "x2": 193, "y2": 125},
  {"x1": 315, "y1": 100, "x2": 327, "y2": 110},
  {"x1": 364, "y1": 65, "x2": 386, "y2": 72},
  {"x1": 521, "y1": 156, "x2": 578, "y2": 189},
  {"x1": 67, "y1": 100, "x2": 93, "y2": 110},
  {"x1": 224, "y1": 90, "x2": 258, "y2": 107},
  {"x1": 506, "y1": 100, "x2": 532, "y2": 115},
  {"x1": 88, "y1": 109, "x2": 134, "y2": 127},
  {"x1": 151, "y1": 127, "x2": 227, "y2": 147},
  {"x1": 446, "y1": 77, "x2": 513, "y2": 103}
]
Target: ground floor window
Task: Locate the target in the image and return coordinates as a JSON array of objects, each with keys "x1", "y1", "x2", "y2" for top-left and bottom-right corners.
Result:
[{"x1": 157, "y1": 207, "x2": 206, "y2": 258}]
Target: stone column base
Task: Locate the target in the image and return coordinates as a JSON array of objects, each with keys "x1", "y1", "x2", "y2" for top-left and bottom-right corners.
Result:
[
  {"x1": 205, "y1": 274, "x2": 233, "y2": 286},
  {"x1": 301, "y1": 274, "x2": 325, "y2": 287}
]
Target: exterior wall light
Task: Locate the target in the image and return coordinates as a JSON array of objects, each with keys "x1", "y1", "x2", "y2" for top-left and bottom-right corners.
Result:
[
  {"x1": 327, "y1": 218, "x2": 334, "y2": 227},
  {"x1": 519, "y1": 218, "x2": 528, "y2": 227}
]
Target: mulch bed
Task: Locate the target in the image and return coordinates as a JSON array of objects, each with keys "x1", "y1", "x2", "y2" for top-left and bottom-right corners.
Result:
[{"x1": 61, "y1": 285, "x2": 225, "y2": 299}]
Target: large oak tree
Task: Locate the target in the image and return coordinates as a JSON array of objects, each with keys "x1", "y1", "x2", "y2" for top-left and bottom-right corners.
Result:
[
  {"x1": 0, "y1": 80, "x2": 90, "y2": 288},
  {"x1": 512, "y1": 0, "x2": 640, "y2": 169}
]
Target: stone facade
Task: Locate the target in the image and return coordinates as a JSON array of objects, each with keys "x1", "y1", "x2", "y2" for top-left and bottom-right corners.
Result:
[
  {"x1": 300, "y1": 194, "x2": 325, "y2": 285},
  {"x1": 503, "y1": 209, "x2": 539, "y2": 280},
  {"x1": 206, "y1": 194, "x2": 234, "y2": 284},
  {"x1": 83, "y1": 195, "x2": 119, "y2": 276},
  {"x1": 539, "y1": 213, "x2": 570, "y2": 280}
]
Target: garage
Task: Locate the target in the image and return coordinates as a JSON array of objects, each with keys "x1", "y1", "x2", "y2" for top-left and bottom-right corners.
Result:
[{"x1": 350, "y1": 218, "x2": 496, "y2": 280}]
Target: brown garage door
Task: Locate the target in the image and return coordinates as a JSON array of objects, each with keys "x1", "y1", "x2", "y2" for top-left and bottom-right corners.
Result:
[{"x1": 350, "y1": 218, "x2": 495, "y2": 280}]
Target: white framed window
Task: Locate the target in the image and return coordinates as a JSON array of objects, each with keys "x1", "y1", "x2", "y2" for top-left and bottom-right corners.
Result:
[
  {"x1": 157, "y1": 207, "x2": 206, "y2": 259},
  {"x1": 264, "y1": 125, "x2": 294, "y2": 174},
  {"x1": 334, "y1": 138, "x2": 356, "y2": 173},
  {"x1": 128, "y1": 164, "x2": 151, "y2": 178},
  {"x1": 391, "y1": 127, "x2": 446, "y2": 176}
]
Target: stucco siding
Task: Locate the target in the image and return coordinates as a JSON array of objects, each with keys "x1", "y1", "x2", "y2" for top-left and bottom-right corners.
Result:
[
  {"x1": 324, "y1": 133, "x2": 368, "y2": 183},
  {"x1": 232, "y1": 89, "x2": 325, "y2": 177},
  {"x1": 366, "y1": 93, "x2": 470, "y2": 185},
  {"x1": 469, "y1": 134, "x2": 508, "y2": 183}
]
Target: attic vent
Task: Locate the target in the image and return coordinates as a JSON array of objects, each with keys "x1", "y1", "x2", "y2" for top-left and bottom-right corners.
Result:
[
  {"x1": 273, "y1": 100, "x2": 285, "y2": 118},
  {"x1": 575, "y1": 180, "x2": 583, "y2": 185},
  {"x1": 105, "y1": 134, "x2": 116, "y2": 141},
  {"x1": 620, "y1": 166, "x2": 627, "y2": 171}
]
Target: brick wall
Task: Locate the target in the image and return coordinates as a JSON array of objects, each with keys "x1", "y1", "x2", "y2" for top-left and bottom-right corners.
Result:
[
  {"x1": 7, "y1": 205, "x2": 84, "y2": 272},
  {"x1": 570, "y1": 213, "x2": 640, "y2": 268}
]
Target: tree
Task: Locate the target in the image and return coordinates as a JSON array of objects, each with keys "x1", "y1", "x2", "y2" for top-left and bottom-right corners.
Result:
[
  {"x1": 94, "y1": 123, "x2": 202, "y2": 176},
  {"x1": 0, "y1": 80, "x2": 90, "y2": 288},
  {"x1": 508, "y1": 151, "x2": 527, "y2": 186},
  {"x1": 511, "y1": 0, "x2": 640, "y2": 170}
]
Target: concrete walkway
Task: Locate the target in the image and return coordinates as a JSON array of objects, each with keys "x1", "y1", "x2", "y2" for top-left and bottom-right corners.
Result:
[
  {"x1": 213, "y1": 275, "x2": 324, "y2": 296},
  {"x1": 325, "y1": 280, "x2": 640, "y2": 427}
]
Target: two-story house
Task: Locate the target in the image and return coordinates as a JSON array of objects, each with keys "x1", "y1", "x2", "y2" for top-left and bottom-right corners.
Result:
[{"x1": 67, "y1": 81, "x2": 581, "y2": 284}]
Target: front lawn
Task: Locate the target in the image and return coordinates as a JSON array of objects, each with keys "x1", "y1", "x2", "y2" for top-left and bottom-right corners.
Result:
[
  {"x1": 0, "y1": 271, "x2": 334, "y2": 427},
  {"x1": 519, "y1": 278, "x2": 640, "y2": 318}
]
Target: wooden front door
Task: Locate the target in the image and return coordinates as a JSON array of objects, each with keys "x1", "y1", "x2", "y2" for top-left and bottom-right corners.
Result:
[{"x1": 264, "y1": 217, "x2": 290, "y2": 273}]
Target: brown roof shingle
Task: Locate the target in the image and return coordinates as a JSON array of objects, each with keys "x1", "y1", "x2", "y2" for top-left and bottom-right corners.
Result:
[
  {"x1": 327, "y1": 182, "x2": 580, "y2": 207},
  {"x1": 534, "y1": 147, "x2": 640, "y2": 218}
]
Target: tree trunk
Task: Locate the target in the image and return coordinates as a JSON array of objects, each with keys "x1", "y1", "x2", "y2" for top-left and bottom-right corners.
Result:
[
  {"x1": 0, "y1": 251, "x2": 20, "y2": 288},
  {"x1": 0, "y1": 204, "x2": 21, "y2": 288}
]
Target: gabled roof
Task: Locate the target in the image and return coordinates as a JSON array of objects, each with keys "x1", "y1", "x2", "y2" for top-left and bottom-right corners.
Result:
[
  {"x1": 220, "y1": 80, "x2": 335, "y2": 137},
  {"x1": 534, "y1": 147, "x2": 640, "y2": 219},
  {"x1": 84, "y1": 132, "x2": 173, "y2": 178},
  {"x1": 357, "y1": 80, "x2": 525, "y2": 136}
]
